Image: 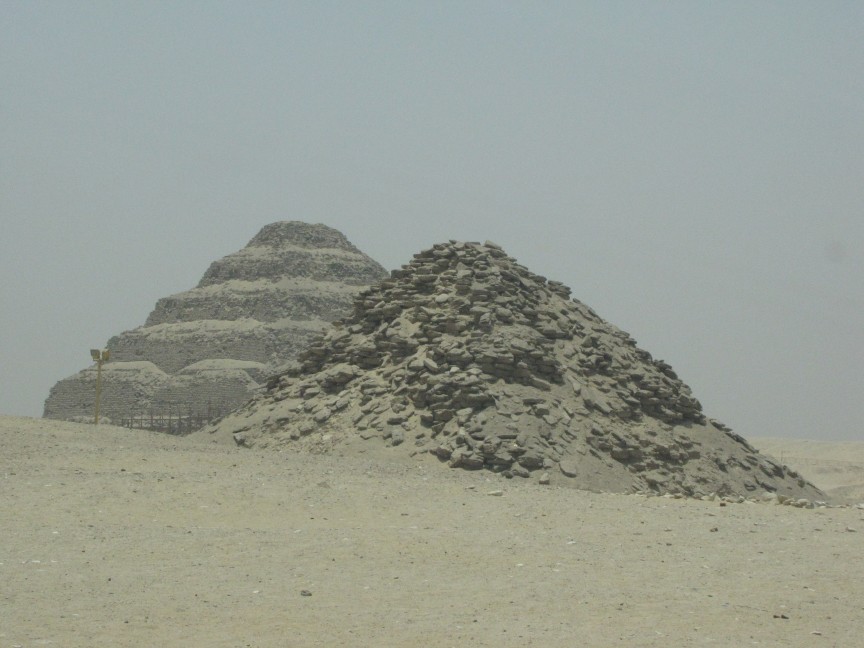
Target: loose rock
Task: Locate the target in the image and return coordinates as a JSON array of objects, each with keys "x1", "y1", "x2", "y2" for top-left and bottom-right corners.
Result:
[{"x1": 209, "y1": 240, "x2": 825, "y2": 501}]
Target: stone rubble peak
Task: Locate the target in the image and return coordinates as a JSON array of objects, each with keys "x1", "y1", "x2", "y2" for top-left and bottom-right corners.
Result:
[{"x1": 212, "y1": 239, "x2": 824, "y2": 501}]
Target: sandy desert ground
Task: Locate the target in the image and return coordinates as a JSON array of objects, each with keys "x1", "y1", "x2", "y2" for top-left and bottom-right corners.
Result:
[{"x1": 2, "y1": 415, "x2": 863, "y2": 647}]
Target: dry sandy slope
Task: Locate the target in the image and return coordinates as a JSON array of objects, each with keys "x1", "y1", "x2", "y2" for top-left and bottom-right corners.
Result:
[
  {"x1": 2, "y1": 415, "x2": 863, "y2": 648},
  {"x1": 751, "y1": 437, "x2": 864, "y2": 503}
]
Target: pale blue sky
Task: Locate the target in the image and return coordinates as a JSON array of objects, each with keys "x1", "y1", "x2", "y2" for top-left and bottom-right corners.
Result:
[{"x1": 1, "y1": 2, "x2": 862, "y2": 439}]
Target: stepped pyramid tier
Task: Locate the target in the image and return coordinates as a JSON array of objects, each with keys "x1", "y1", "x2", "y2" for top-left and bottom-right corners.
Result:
[
  {"x1": 207, "y1": 240, "x2": 824, "y2": 500},
  {"x1": 43, "y1": 222, "x2": 388, "y2": 428}
]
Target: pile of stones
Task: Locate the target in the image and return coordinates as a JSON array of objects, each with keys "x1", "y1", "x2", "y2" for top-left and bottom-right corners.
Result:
[{"x1": 210, "y1": 240, "x2": 824, "y2": 499}]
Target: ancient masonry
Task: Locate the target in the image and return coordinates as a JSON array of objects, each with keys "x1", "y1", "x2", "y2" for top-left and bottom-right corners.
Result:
[
  {"x1": 43, "y1": 222, "x2": 388, "y2": 428},
  {"x1": 210, "y1": 240, "x2": 824, "y2": 500}
]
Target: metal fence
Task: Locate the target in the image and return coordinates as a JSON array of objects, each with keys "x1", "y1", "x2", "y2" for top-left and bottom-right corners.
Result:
[{"x1": 119, "y1": 402, "x2": 229, "y2": 435}]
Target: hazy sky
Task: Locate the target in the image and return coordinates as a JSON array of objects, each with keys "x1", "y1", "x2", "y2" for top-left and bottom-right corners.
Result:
[{"x1": 1, "y1": 2, "x2": 862, "y2": 440}]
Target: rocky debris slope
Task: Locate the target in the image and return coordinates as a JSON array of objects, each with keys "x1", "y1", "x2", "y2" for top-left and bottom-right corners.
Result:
[
  {"x1": 43, "y1": 222, "x2": 388, "y2": 427},
  {"x1": 208, "y1": 240, "x2": 824, "y2": 500}
]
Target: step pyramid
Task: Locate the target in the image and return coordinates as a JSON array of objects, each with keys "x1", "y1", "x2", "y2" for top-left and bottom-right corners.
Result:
[
  {"x1": 43, "y1": 222, "x2": 388, "y2": 428},
  {"x1": 208, "y1": 240, "x2": 823, "y2": 499}
]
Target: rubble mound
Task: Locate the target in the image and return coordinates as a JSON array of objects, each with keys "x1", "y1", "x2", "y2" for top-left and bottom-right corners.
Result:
[
  {"x1": 209, "y1": 240, "x2": 823, "y2": 499},
  {"x1": 43, "y1": 222, "x2": 388, "y2": 428}
]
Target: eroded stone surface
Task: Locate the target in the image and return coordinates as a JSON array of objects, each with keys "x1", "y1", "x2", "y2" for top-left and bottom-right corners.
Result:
[
  {"x1": 43, "y1": 222, "x2": 387, "y2": 427},
  {"x1": 209, "y1": 240, "x2": 824, "y2": 500}
]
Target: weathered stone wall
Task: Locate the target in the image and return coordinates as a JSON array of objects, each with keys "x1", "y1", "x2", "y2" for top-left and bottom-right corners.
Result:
[
  {"x1": 43, "y1": 222, "x2": 388, "y2": 428},
  {"x1": 105, "y1": 320, "x2": 325, "y2": 373},
  {"x1": 150, "y1": 369, "x2": 260, "y2": 415},
  {"x1": 197, "y1": 247, "x2": 387, "y2": 288},
  {"x1": 43, "y1": 361, "x2": 261, "y2": 426},
  {"x1": 145, "y1": 280, "x2": 360, "y2": 325},
  {"x1": 43, "y1": 362, "x2": 170, "y2": 424}
]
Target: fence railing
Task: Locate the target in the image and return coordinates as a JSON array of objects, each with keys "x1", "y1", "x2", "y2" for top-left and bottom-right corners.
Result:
[{"x1": 119, "y1": 404, "x2": 228, "y2": 435}]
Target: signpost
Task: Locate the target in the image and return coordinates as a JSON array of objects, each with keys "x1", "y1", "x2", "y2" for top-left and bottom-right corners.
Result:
[{"x1": 90, "y1": 348, "x2": 110, "y2": 424}]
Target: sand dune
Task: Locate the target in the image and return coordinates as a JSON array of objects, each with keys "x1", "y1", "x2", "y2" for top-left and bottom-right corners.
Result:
[{"x1": 2, "y1": 415, "x2": 863, "y2": 647}]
